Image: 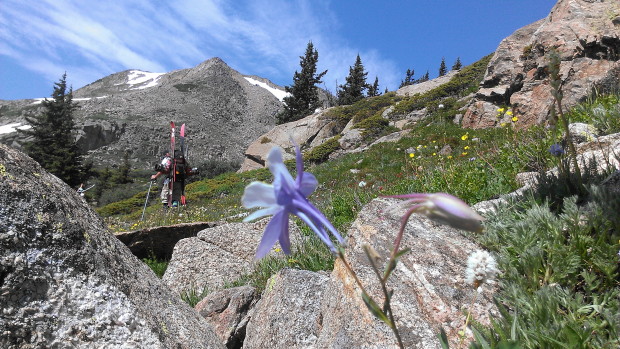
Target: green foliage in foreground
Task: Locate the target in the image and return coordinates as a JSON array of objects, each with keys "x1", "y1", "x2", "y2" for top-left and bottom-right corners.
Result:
[{"x1": 477, "y1": 191, "x2": 620, "y2": 348}]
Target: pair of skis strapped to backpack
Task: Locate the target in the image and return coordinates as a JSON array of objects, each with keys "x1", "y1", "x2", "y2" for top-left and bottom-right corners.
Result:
[{"x1": 167, "y1": 121, "x2": 188, "y2": 207}]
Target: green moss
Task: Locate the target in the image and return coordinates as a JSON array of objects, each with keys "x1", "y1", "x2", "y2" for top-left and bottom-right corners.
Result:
[{"x1": 304, "y1": 136, "x2": 342, "y2": 164}]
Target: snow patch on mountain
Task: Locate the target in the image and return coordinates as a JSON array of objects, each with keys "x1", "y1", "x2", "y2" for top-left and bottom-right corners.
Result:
[
  {"x1": 0, "y1": 122, "x2": 31, "y2": 134},
  {"x1": 244, "y1": 77, "x2": 289, "y2": 102}
]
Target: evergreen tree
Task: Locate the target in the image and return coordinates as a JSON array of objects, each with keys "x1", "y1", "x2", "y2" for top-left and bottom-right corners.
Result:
[
  {"x1": 415, "y1": 70, "x2": 430, "y2": 83},
  {"x1": 438, "y1": 57, "x2": 447, "y2": 77},
  {"x1": 452, "y1": 57, "x2": 462, "y2": 70},
  {"x1": 399, "y1": 68, "x2": 415, "y2": 88},
  {"x1": 367, "y1": 76, "x2": 381, "y2": 97},
  {"x1": 112, "y1": 150, "x2": 132, "y2": 184},
  {"x1": 278, "y1": 41, "x2": 328, "y2": 124},
  {"x1": 20, "y1": 73, "x2": 84, "y2": 187},
  {"x1": 337, "y1": 54, "x2": 368, "y2": 105}
]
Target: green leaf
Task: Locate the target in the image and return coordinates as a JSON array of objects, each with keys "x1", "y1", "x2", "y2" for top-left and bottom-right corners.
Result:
[
  {"x1": 362, "y1": 292, "x2": 392, "y2": 326},
  {"x1": 438, "y1": 327, "x2": 450, "y2": 349},
  {"x1": 471, "y1": 326, "x2": 491, "y2": 349}
]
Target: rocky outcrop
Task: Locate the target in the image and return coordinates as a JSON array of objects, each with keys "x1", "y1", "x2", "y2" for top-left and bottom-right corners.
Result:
[
  {"x1": 238, "y1": 109, "x2": 343, "y2": 172},
  {"x1": 396, "y1": 70, "x2": 459, "y2": 98},
  {"x1": 115, "y1": 221, "x2": 219, "y2": 260},
  {"x1": 462, "y1": 0, "x2": 620, "y2": 128},
  {"x1": 162, "y1": 219, "x2": 302, "y2": 295},
  {"x1": 0, "y1": 144, "x2": 224, "y2": 348}
]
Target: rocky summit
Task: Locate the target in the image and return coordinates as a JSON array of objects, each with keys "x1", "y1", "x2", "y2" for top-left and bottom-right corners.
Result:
[{"x1": 0, "y1": 57, "x2": 285, "y2": 169}]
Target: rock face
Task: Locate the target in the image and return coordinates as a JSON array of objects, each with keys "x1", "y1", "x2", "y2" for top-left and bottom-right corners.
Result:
[
  {"x1": 462, "y1": 0, "x2": 620, "y2": 128},
  {"x1": 196, "y1": 286, "x2": 257, "y2": 348},
  {"x1": 115, "y1": 221, "x2": 219, "y2": 260},
  {"x1": 162, "y1": 219, "x2": 302, "y2": 295},
  {"x1": 244, "y1": 269, "x2": 329, "y2": 349},
  {"x1": 0, "y1": 144, "x2": 224, "y2": 348},
  {"x1": 238, "y1": 109, "x2": 343, "y2": 172},
  {"x1": 0, "y1": 57, "x2": 284, "y2": 169}
]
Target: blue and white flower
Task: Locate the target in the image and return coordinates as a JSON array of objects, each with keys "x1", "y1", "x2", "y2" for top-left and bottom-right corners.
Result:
[{"x1": 242, "y1": 145, "x2": 344, "y2": 259}]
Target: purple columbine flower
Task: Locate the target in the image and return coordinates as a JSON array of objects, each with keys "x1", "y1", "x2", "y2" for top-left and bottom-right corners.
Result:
[
  {"x1": 549, "y1": 143, "x2": 565, "y2": 157},
  {"x1": 386, "y1": 192, "x2": 484, "y2": 233},
  {"x1": 242, "y1": 145, "x2": 345, "y2": 259}
]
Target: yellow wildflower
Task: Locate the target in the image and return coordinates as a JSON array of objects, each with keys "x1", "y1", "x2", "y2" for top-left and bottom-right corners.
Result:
[
  {"x1": 461, "y1": 133, "x2": 469, "y2": 141},
  {"x1": 497, "y1": 108, "x2": 505, "y2": 113},
  {"x1": 462, "y1": 152, "x2": 468, "y2": 156},
  {"x1": 409, "y1": 153, "x2": 415, "y2": 158},
  {"x1": 506, "y1": 110, "x2": 513, "y2": 116},
  {"x1": 464, "y1": 146, "x2": 470, "y2": 150},
  {"x1": 512, "y1": 116, "x2": 518, "y2": 122}
]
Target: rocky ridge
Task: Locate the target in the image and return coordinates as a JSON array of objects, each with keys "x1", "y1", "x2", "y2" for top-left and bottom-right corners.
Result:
[{"x1": 0, "y1": 57, "x2": 285, "y2": 169}]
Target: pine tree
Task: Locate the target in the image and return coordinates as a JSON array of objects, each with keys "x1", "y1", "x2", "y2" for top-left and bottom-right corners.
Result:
[
  {"x1": 367, "y1": 76, "x2": 381, "y2": 97},
  {"x1": 112, "y1": 150, "x2": 132, "y2": 184},
  {"x1": 337, "y1": 54, "x2": 368, "y2": 105},
  {"x1": 438, "y1": 57, "x2": 447, "y2": 77},
  {"x1": 415, "y1": 70, "x2": 430, "y2": 83},
  {"x1": 19, "y1": 73, "x2": 84, "y2": 187},
  {"x1": 399, "y1": 68, "x2": 415, "y2": 88},
  {"x1": 278, "y1": 41, "x2": 328, "y2": 124},
  {"x1": 452, "y1": 57, "x2": 462, "y2": 70}
]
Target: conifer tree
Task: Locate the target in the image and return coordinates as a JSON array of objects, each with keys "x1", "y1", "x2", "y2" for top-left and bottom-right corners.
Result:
[
  {"x1": 20, "y1": 73, "x2": 84, "y2": 187},
  {"x1": 367, "y1": 76, "x2": 381, "y2": 97},
  {"x1": 452, "y1": 57, "x2": 462, "y2": 70},
  {"x1": 415, "y1": 70, "x2": 430, "y2": 83},
  {"x1": 278, "y1": 41, "x2": 327, "y2": 124},
  {"x1": 438, "y1": 57, "x2": 447, "y2": 77},
  {"x1": 112, "y1": 150, "x2": 132, "y2": 184},
  {"x1": 337, "y1": 54, "x2": 368, "y2": 105},
  {"x1": 399, "y1": 68, "x2": 415, "y2": 88}
]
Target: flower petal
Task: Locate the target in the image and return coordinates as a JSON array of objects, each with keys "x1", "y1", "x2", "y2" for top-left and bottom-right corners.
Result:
[
  {"x1": 255, "y1": 210, "x2": 288, "y2": 259},
  {"x1": 242, "y1": 182, "x2": 276, "y2": 208},
  {"x1": 298, "y1": 172, "x2": 318, "y2": 197},
  {"x1": 295, "y1": 210, "x2": 336, "y2": 252},
  {"x1": 267, "y1": 147, "x2": 295, "y2": 185},
  {"x1": 243, "y1": 206, "x2": 281, "y2": 222}
]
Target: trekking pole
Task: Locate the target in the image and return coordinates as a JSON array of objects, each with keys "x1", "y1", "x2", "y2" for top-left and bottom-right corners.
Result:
[{"x1": 141, "y1": 180, "x2": 155, "y2": 221}]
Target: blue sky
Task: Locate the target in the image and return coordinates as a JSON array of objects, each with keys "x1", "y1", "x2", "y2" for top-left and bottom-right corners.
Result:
[{"x1": 0, "y1": 0, "x2": 557, "y2": 101}]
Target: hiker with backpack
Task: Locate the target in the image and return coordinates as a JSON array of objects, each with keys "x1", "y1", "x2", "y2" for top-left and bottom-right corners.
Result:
[
  {"x1": 151, "y1": 149, "x2": 196, "y2": 208},
  {"x1": 151, "y1": 151, "x2": 173, "y2": 208}
]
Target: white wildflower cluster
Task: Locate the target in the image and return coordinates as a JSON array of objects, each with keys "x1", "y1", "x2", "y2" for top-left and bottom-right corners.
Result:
[{"x1": 465, "y1": 250, "x2": 499, "y2": 289}]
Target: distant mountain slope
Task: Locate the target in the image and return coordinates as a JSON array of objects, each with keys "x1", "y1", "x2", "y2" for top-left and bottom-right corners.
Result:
[{"x1": 0, "y1": 57, "x2": 286, "y2": 169}]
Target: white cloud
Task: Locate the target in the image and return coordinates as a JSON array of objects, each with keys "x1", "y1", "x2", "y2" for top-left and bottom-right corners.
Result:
[{"x1": 0, "y1": 0, "x2": 401, "y2": 96}]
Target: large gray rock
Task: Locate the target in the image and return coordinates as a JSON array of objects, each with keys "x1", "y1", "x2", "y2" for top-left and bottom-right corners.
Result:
[
  {"x1": 162, "y1": 219, "x2": 302, "y2": 295},
  {"x1": 462, "y1": 0, "x2": 620, "y2": 128},
  {"x1": 238, "y1": 109, "x2": 344, "y2": 172},
  {"x1": 244, "y1": 269, "x2": 329, "y2": 349},
  {"x1": 314, "y1": 198, "x2": 496, "y2": 348},
  {"x1": 196, "y1": 286, "x2": 257, "y2": 348},
  {"x1": 0, "y1": 144, "x2": 224, "y2": 348}
]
